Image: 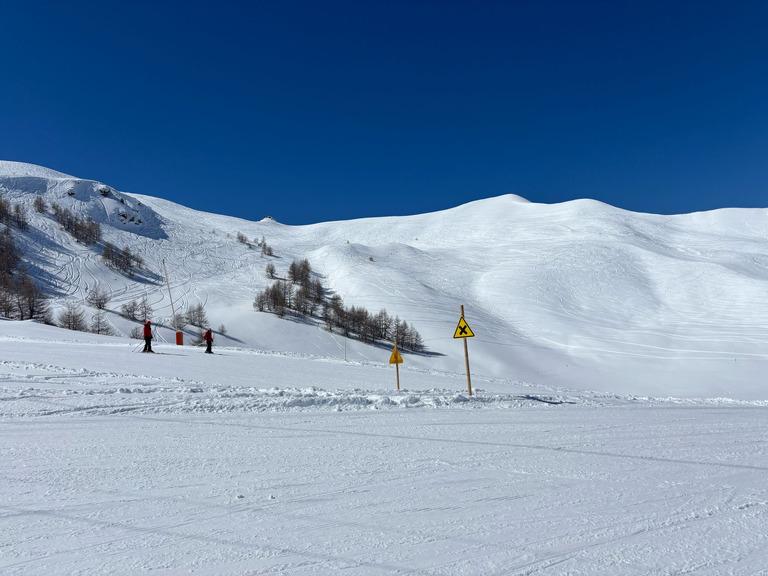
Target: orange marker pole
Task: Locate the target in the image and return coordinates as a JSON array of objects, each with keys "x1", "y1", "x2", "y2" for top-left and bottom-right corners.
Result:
[{"x1": 461, "y1": 305, "x2": 472, "y2": 396}]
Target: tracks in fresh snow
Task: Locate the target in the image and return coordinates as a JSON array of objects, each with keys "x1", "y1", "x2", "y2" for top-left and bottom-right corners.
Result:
[{"x1": 0, "y1": 360, "x2": 580, "y2": 418}]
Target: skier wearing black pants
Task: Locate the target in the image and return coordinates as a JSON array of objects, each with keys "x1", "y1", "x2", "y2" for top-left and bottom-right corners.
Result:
[
  {"x1": 204, "y1": 328, "x2": 213, "y2": 354},
  {"x1": 142, "y1": 320, "x2": 154, "y2": 353}
]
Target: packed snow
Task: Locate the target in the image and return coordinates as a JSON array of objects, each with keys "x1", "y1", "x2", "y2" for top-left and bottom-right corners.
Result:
[
  {"x1": 3, "y1": 161, "x2": 768, "y2": 573},
  {"x1": 2, "y1": 321, "x2": 768, "y2": 575}
]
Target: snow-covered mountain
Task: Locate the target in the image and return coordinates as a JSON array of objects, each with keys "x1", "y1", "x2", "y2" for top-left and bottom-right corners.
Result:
[{"x1": 3, "y1": 160, "x2": 768, "y2": 399}]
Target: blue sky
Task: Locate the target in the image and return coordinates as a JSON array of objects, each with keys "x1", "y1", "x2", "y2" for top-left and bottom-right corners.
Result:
[{"x1": 2, "y1": 1, "x2": 766, "y2": 225}]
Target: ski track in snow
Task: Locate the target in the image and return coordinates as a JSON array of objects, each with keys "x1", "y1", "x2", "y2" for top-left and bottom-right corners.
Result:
[{"x1": 3, "y1": 325, "x2": 768, "y2": 574}]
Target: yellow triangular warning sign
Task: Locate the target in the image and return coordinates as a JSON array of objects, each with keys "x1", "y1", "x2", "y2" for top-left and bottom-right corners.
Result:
[
  {"x1": 389, "y1": 347, "x2": 403, "y2": 364},
  {"x1": 453, "y1": 317, "x2": 475, "y2": 338}
]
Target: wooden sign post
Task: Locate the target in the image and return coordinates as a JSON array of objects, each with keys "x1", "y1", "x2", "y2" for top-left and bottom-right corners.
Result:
[
  {"x1": 453, "y1": 305, "x2": 475, "y2": 396},
  {"x1": 389, "y1": 338, "x2": 404, "y2": 390}
]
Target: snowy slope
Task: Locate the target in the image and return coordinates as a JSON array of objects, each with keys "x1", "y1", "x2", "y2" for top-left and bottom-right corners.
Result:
[
  {"x1": 0, "y1": 160, "x2": 165, "y2": 239},
  {"x1": 3, "y1": 161, "x2": 768, "y2": 399},
  {"x1": 2, "y1": 320, "x2": 768, "y2": 575}
]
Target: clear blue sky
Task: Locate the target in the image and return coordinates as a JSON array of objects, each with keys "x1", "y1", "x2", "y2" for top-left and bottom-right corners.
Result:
[{"x1": 2, "y1": 0, "x2": 766, "y2": 225}]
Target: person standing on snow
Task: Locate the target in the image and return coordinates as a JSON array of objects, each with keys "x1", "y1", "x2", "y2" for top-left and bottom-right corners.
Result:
[
  {"x1": 142, "y1": 320, "x2": 154, "y2": 353},
  {"x1": 204, "y1": 328, "x2": 213, "y2": 354}
]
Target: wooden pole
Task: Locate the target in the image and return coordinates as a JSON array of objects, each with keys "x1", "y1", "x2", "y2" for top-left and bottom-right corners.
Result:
[
  {"x1": 461, "y1": 305, "x2": 472, "y2": 396},
  {"x1": 394, "y1": 338, "x2": 400, "y2": 391}
]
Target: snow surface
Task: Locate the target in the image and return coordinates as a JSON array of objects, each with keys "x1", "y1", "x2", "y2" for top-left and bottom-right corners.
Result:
[
  {"x1": 4, "y1": 161, "x2": 768, "y2": 573},
  {"x1": 0, "y1": 160, "x2": 76, "y2": 179},
  {"x1": 2, "y1": 320, "x2": 768, "y2": 575}
]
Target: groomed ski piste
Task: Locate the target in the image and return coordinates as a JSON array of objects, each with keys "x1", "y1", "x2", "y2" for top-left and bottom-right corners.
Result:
[
  {"x1": 3, "y1": 161, "x2": 768, "y2": 574},
  {"x1": 3, "y1": 321, "x2": 768, "y2": 575}
]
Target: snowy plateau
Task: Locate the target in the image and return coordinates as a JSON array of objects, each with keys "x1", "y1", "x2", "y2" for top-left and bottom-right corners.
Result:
[{"x1": 2, "y1": 160, "x2": 768, "y2": 575}]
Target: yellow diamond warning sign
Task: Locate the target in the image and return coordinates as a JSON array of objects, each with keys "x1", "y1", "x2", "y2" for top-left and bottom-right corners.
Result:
[
  {"x1": 389, "y1": 347, "x2": 403, "y2": 364},
  {"x1": 453, "y1": 317, "x2": 475, "y2": 338}
]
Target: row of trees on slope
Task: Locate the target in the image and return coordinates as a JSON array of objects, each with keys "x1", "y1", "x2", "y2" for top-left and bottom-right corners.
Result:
[
  {"x1": 0, "y1": 254, "x2": 51, "y2": 323},
  {"x1": 0, "y1": 196, "x2": 51, "y2": 321},
  {"x1": 236, "y1": 232, "x2": 274, "y2": 256},
  {"x1": 0, "y1": 196, "x2": 29, "y2": 230},
  {"x1": 254, "y1": 258, "x2": 425, "y2": 352},
  {"x1": 57, "y1": 290, "x2": 216, "y2": 338},
  {"x1": 36, "y1": 197, "x2": 144, "y2": 277},
  {"x1": 102, "y1": 243, "x2": 145, "y2": 276},
  {"x1": 57, "y1": 301, "x2": 114, "y2": 335},
  {"x1": 50, "y1": 203, "x2": 102, "y2": 244}
]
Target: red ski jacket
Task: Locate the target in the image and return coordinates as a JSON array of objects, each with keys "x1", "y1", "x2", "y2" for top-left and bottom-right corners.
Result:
[
  {"x1": 204, "y1": 330, "x2": 213, "y2": 342},
  {"x1": 143, "y1": 324, "x2": 152, "y2": 338}
]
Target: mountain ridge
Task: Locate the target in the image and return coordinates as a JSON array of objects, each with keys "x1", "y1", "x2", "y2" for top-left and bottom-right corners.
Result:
[{"x1": 3, "y1": 160, "x2": 768, "y2": 399}]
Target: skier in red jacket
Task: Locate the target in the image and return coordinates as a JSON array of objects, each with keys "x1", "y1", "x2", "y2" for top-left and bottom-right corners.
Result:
[
  {"x1": 204, "y1": 328, "x2": 213, "y2": 354},
  {"x1": 142, "y1": 321, "x2": 153, "y2": 353}
]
